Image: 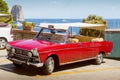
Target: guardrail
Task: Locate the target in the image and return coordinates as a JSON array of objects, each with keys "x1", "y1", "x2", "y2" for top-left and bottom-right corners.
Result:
[{"x1": 105, "y1": 29, "x2": 120, "y2": 58}]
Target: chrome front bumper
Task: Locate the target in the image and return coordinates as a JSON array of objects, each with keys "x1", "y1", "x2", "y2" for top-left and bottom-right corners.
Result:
[{"x1": 8, "y1": 57, "x2": 44, "y2": 67}]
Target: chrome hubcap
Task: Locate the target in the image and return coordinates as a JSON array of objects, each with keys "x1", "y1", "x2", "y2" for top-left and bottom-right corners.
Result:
[
  {"x1": 0, "y1": 39, "x2": 6, "y2": 49},
  {"x1": 97, "y1": 54, "x2": 103, "y2": 63},
  {"x1": 48, "y1": 58, "x2": 54, "y2": 72}
]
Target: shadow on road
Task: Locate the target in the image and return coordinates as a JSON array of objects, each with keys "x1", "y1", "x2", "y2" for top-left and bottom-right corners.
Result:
[
  {"x1": 106, "y1": 57, "x2": 120, "y2": 61},
  {"x1": 0, "y1": 60, "x2": 96, "y2": 76},
  {"x1": 55, "y1": 60, "x2": 94, "y2": 71}
]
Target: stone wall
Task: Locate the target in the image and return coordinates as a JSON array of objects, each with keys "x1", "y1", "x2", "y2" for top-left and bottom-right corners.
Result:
[{"x1": 13, "y1": 29, "x2": 37, "y2": 40}]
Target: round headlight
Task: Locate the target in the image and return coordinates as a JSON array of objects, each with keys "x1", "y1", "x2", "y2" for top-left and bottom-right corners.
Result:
[
  {"x1": 31, "y1": 48, "x2": 39, "y2": 56},
  {"x1": 28, "y1": 52, "x2": 32, "y2": 57},
  {"x1": 6, "y1": 44, "x2": 11, "y2": 50},
  {"x1": 11, "y1": 48, "x2": 15, "y2": 53}
]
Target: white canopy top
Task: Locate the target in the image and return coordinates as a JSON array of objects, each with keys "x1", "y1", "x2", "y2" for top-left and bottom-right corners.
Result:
[{"x1": 39, "y1": 22, "x2": 105, "y2": 31}]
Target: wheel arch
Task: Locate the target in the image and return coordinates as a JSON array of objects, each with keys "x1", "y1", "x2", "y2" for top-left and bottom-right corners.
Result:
[
  {"x1": 0, "y1": 37, "x2": 8, "y2": 42},
  {"x1": 0, "y1": 37, "x2": 8, "y2": 49},
  {"x1": 48, "y1": 54, "x2": 60, "y2": 67},
  {"x1": 99, "y1": 51, "x2": 105, "y2": 57}
]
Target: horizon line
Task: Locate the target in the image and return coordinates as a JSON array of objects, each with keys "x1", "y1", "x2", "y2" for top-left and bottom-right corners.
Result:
[{"x1": 25, "y1": 18, "x2": 120, "y2": 19}]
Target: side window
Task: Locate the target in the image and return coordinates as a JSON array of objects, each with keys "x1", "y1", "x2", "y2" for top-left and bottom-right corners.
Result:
[
  {"x1": 68, "y1": 26, "x2": 80, "y2": 36},
  {"x1": 66, "y1": 27, "x2": 80, "y2": 43}
]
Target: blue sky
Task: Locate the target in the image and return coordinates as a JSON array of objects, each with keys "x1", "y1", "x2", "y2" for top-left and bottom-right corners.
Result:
[{"x1": 5, "y1": 0, "x2": 120, "y2": 19}]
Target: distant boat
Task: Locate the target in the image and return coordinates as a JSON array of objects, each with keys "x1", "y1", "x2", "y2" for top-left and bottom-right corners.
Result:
[{"x1": 62, "y1": 19, "x2": 67, "y2": 22}]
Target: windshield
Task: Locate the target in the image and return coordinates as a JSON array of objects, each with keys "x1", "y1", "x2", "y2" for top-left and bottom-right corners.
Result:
[{"x1": 35, "y1": 27, "x2": 67, "y2": 43}]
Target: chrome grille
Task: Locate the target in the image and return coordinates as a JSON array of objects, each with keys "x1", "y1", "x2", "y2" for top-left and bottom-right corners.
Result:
[
  {"x1": 15, "y1": 49, "x2": 23, "y2": 54},
  {"x1": 15, "y1": 48, "x2": 29, "y2": 56},
  {"x1": 9, "y1": 48, "x2": 39, "y2": 63},
  {"x1": 13, "y1": 48, "x2": 30, "y2": 61},
  {"x1": 14, "y1": 53, "x2": 29, "y2": 61}
]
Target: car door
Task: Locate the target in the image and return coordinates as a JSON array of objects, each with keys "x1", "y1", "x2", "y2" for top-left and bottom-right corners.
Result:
[
  {"x1": 64, "y1": 42, "x2": 95, "y2": 61},
  {"x1": 78, "y1": 42, "x2": 95, "y2": 59},
  {"x1": 56, "y1": 43, "x2": 81, "y2": 64},
  {"x1": 57, "y1": 42, "x2": 95, "y2": 64}
]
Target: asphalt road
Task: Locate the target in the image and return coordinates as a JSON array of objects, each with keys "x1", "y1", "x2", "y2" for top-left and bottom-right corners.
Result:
[{"x1": 0, "y1": 49, "x2": 120, "y2": 80}]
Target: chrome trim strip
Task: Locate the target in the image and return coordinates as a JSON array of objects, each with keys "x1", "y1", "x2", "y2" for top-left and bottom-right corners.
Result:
[
  {"x1": 60, "y1": 57, "x2": 96, "y2": 65},
  {"x1": 40, "y1": 46, "x2": 95, "y2": 54},
  {"x1": 8, "y1": 57, "x2": 44, "y2": 67}
]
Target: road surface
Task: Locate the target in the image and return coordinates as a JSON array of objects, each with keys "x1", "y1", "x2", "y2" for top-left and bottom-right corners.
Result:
[{"x1": 0, "y1": 49, "x2": 120, "y2": 80}]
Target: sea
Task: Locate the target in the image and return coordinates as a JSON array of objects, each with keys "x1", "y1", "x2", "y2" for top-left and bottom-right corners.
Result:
[{"x1": 17, "y1": 19, "x2": 120, "y2": 31}]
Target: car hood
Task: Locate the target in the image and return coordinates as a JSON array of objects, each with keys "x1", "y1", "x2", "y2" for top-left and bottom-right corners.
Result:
[{"x1": 9, "y1": 39, "x2": 56, "y2": 50}]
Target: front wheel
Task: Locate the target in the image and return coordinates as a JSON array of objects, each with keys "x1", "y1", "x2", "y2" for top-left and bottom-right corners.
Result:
[
  {"x1": 94, "y1": 53, "x2": 103, "y2": 65},
  {"x1": 42, "y1": 57, "x2": 55, "y2": 75}
]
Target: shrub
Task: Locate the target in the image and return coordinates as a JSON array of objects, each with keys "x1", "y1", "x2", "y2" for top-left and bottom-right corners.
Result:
[
  {"x1": 82, "y1": 15, "x2": 107, "y2": 37},
  {"x1": 11, "y1": 24, "x2": 17, "y2": 29},
  {"x1": 22, "y1": 21, "x2": 35, "y2": 27}
]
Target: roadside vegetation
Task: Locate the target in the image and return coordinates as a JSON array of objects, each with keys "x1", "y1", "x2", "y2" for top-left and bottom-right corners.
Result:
[
  {"x1": 0, "y1": 0, "x2": 9, "y2": 13},
  {"x1": 0, "y1": 0, "x2": 16, "y2": 28},
  {"x1": 81, "y1": 15, "x2": 107, "y2": 37}
]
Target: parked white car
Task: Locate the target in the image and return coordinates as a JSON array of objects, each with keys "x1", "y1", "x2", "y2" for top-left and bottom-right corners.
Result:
[{"x1": 0, "y1": 22, "x2": 13, "y2": 49}]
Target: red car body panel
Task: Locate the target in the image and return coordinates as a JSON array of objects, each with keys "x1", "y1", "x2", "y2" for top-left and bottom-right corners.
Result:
[
  {"x1": 8, "y1": 39, "x2": 113, "y2": 65},
  {"x1": 9, "y1": 40, "x2": 56, "y2": 50}
]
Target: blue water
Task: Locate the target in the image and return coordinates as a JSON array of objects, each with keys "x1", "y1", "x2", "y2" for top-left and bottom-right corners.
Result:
[
  {"x1": 17, "y1": 19, "x2": 120, "y2": 31},
  {"x1": 107, "y1": 19, "x2": 120, "y2": 29}
]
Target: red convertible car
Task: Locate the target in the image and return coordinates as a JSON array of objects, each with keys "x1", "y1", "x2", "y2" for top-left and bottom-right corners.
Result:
[{"x1": 6, "y1": 23, "x2": 113, "y2": 75}]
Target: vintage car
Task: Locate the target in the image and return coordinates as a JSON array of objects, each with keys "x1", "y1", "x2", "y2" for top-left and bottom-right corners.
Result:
[{"x1": 6, "y1": 22, "x2": 113, "y2": 75}]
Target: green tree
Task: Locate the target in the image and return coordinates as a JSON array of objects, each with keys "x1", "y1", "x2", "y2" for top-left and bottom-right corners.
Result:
[
  {"x1": 0, "y1": 0, "x2": 9, "y2": 13},
  {"x1": 81, "y1": 15, "x2": 107, "y2": 37},
  {"x1": 0, "y1": 0, "x2": 14, "y2": 28},
  {"x1": 82, "y1": 14, "x2": 107, "y2": 25}
]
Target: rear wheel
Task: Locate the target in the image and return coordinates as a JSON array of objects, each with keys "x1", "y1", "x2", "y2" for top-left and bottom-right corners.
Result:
[
  {"x1": 94, "y1": 53, "x2": 103, "y2": 65},
  {"x1": 0, "y1": 38, "x2": 7, "y2": 49},
  {"x1": 42, "y1": 57, "x2": 55, "y2": 75}
]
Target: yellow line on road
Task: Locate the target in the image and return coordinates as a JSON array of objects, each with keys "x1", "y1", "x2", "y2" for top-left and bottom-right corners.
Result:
[{"x1": 35, "y1": 67, "x2": 120, "y2": 78}]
